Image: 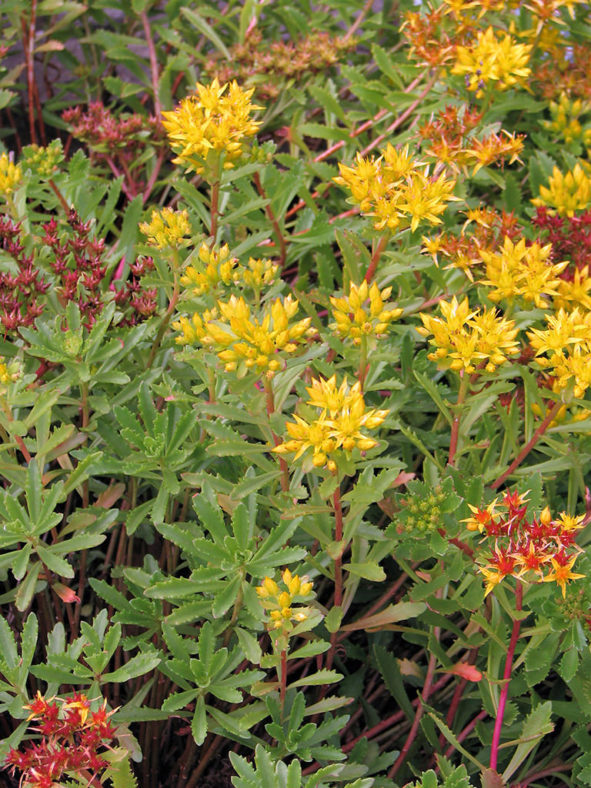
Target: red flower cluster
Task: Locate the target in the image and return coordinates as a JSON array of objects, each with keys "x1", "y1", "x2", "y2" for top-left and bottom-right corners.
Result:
[
  {"x1": 419, "y1": 104, "x2": 483, "y2": 165},
  {"x1": 465, "y1": 492, "x2": 585, "y2": 597},
  {"x1": 42, "y1": 210, "x2": 157, "y2": 328},
  {"x1": 0, "y1": 216, "x2": 49, "y2": 333},
  {"x1": 112, "y1": 255, "x2": 158, "y2": 323},
  {"x1": 423, "y1": 207, "x2": 521, "y2": 279},
  {"x1": 4, "y1": 692, "x2": 116, "y2": 788},
  {"x1": 532, "y1": 206, "x2": 591, "y2": 269},
  {"x1": 62, "y1": 102, "x2": 161, "y2": 157}
]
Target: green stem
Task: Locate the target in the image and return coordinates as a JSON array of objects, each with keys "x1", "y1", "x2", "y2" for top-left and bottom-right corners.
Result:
[
  {"x1": 264, "y1": 377, "x2": 290, "y2": 492},
  {"x1": 358, "y1": 336, "x2": 368, "y2": 390},
  {"x1": 448, "y1": 373, "x2": 468, "y2": 467},
  {"x1": 146, "y1": 249, "x2": 180, "y2": 369},
  {"x1": 279, "y1": 648, "x2": 287, "y2": 717},
  {"x1": 210, "y1": 180, "x2": 220, "y2": 244}
]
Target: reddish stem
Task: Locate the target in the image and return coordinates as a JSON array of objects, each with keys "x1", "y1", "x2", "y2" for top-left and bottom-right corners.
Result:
[
  {"x1": 140, "y1": 10, "x2": 162, "y2": 121},
  {"x1": 490, "y1": 581, "x2": 523, "y2": 772},
  {"x1": 253, "y1": 171, "x2": 287, "y2": 268},
  {"x1": 48, "y1": 179, "x2": 70, "y2": 213},
  {"x1": 21, "y1": 0, "x2": 38, "y2": 144},
  {"x1": 364, "y1": 234, "x2": 388, "y2": 283},
  {"x1": 491, "y1": 401, "x2": 562, "y2": 490}
]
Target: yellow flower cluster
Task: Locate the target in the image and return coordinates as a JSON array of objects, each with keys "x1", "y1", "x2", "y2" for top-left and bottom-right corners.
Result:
[
  {"x1": 329, "y1": 281, "x2": 403, "y2": 345},
  {"x1": 451, "y1": 27, "x2": 532, "y2": 98},
  {"x1": 256, "y1": 569, "x2": 314, "y2": 631},
  {"x1": 418, "y1": 296, "x2": 520, "y2": 374},
  {"x1": 140, "y1": 208, "x2": 191, "y2": 249},
  {"x1": 532, "y1": 163, "x2": 591, "y2": 216},
  {"x1": 0, "y1": 152, "x2": 22, "y2": 197},
  {"x1": 162, "y1": 79, "x2": 261, "y2": 175},
  {"x1": 542, "y1": 94, "x2": 591, "y2": 145},
  {"x1": 554, "y1": 267, "x2": 591, "y2": 312},
  {"x1": 239, "y1": 257, "x2": 279, "y2": 292},
  {"x1": 173, "y1": 295, "x2": 312, "y2": 376},
  {"x1": 21, "y1": 140, "x2": 64, "y2": 179},
  {"x1": 273, "y1": 375, "x2": 388, "y2": 472},
  {"x1": 181, "y1": 246, "x2": 279, "y2": 298},
  {"x1": 468, "y1": 131, "x2": 524, "y2": 174},
  {"x1": 334, "y1": 144, "x2": 457, "y2": 233},
  {"x1": 181, "y1": 244, "x2": 237, "y2": 295},
  {"x1": 528, "y1": 308, "x2": 591, "y2": 397},
  {"x1": 480, "y1": 237, "x2": 568, "y2": 308}
]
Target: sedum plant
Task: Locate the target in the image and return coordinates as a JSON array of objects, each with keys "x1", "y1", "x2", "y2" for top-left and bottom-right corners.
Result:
[{"x1": 2, "y1": 0, "x2": 591, "y2": 786}]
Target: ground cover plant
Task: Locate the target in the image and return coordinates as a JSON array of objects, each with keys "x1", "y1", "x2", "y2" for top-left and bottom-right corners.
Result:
[{"x1": 1, "y1": 0, "x2": 591, "y2": 785}]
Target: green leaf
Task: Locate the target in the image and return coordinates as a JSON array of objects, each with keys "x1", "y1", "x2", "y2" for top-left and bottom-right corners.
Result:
[
  {"x1": 343, "y1": 561, "x2": 386, "y2": 582},
  {"x1": 212, "y1": 575, "x2": 241, "y2": 619},
  {"x1": 192, "y1": 695, "x2": 207, "y2": 745},
  {"x1": 289, "y1": 669, "x2": 342, "y2": 688},
  {"x1": 374, "y1": 644, "x2": 414, "y2": 721},
  {"x1": 180, "y1": 8, "x2": 230, "y2": 58},
  {"x1": 101, "y1": 651, "x2": 161, "y2": 683},
  {"x1": 235, "y1": 628, "x2": 262, "y2": 665},
  {"x1": 501, "y1": 702, "x2": 554, "y2": 781},
  {"x1": 16, "y1": 562, "x2": 43, "y2": 612}
]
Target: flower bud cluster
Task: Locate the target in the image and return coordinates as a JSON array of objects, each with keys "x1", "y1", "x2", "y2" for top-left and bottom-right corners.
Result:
[
  {"x1": 21, "y1": 140, "x2": 64, "y2": 179},
  {"x1": 42, "y1": 211, "x2": 157, "y2": 329},
  {"x1": 402, "y1": 487, "x2": 448, "y2": 534},
  {"x1": 204, "y1": 30, "x2": 354, "y2": 100},
  {"x1": 256, "y1": 569, "x2": 314, "y2": 632}
]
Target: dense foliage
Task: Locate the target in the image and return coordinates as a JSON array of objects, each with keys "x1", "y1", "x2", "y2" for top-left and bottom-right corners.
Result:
[{"x1": 1, "y1": 0, "x2": 591, "y2": 786}]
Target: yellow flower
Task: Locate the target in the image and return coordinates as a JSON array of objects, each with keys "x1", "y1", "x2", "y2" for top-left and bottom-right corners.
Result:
[
  {"x1": 0, "y1": 152, "x2": 22, "y2": 197},
  {"x1": 334, "y1": 146, "x2": 457, "y2": 233},
  {"x1": 329, "y1": 281, "x2": 402, "y2": 345},
  {"x1": 528, "y1": 308, "x2": 591, "y2": 397},
  {"x1": 173, "y1": 308, "x2": 217, "y2": 345},
  {"x1": 452, "y1": 27, "x2": 532, "y2": 98},
  {"x1": 555, "y1": 512, "x2": 585, "y2": 532},
  {"x1": 273, "y1": 376, "x2": 388, "y2": 471},
  {"x1": 140, "y1": 208, "x2": 191, "y2": 249},
  {"x1": 256, "y1": 569, "x2": 314, "y2": 630},
  {"x1": 554, "y1": 267, "x2": 591, "y2": 312},
  {"x1": 532, "y1": 163, "x2": 591, "y2": 216},
  {"x1": 181, "y1": 244, "x2": 237, "y2": 295},
  {"x1": 175, "y1": 295, "x2": 311, "y2": 377},
  {"x1": 467, "y1": 131, "x2": 525, "y2": 175},
  {"x1": 480, "y1": 237, "x2": 568, "y2": 308},
  {"x1": 162, "y1": 79, "x2": 262, "y2": 174},
  {"x1": 418, "y1": 296, "x2": 519, "y2": 374},
  {"x1": 542, "y1": 556, "x2": 585, "y2": 598},
  {"x1": 237, "y1": 257, "x2": 279, "y2": 291},
  {"x1": 462, "y1": 500, "x2": 498, "y2": 532}
]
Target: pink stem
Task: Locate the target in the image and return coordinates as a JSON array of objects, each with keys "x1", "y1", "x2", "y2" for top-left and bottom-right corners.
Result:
[{"x1": 490, "y1": 581, "x2": 523, "y2": 772}]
